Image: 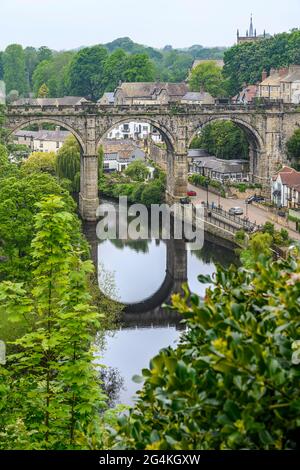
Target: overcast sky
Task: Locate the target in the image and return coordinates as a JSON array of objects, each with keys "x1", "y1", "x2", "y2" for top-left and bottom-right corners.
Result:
[{"x1": 0, "y1": 0, "x2": 299, "y2": 50}]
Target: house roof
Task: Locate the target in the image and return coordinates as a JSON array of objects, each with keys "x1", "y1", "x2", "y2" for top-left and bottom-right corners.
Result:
[
  {"x1": 102, "y1": 139, "x2": 145, "y2": 160},
  {"x1": 11, "y1": 96, "x2": 88, "y2": 107},
  {"x1": 273, "y1": 166, "x2": 300, "y2": 189},
  {"x1": 116, "y1": 82, "x2": 188, "y2": 100},
  {"x1": 233, "y1": 85, "x2": 258, "y2": 103},
  {"x1": 15, "y1": 129, "x2": 70, "y2": 142},
  {"x1": 195, "y1": 156, "x2": 249, "y2": 174},
  {"x1": 260, "y1": 74, "x2": 282, "y2": 87},
  {"x1": 99, "y1": 92, "x2": 115, "y2": 104},
  {"x1": 182, "y1": 91, "x2": 214, "y2": 101}
]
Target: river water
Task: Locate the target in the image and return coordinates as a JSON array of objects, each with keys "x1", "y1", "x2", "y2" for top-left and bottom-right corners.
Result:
[{"x1": 84, "y1": 199, "x2": 237, "y2": 405}]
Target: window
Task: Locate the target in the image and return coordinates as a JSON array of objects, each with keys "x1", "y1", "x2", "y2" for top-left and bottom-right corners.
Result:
[
  {"x1": 103, "y1": 163, "x2": 110, "y2": 169},
  {"x1": 56, "y1": 142, "x2": 60, "y2": 149}
]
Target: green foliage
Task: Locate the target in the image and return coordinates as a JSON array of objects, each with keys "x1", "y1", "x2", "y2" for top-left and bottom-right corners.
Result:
[
  {"x1": 56, "y1": 135, "x2": 81, "y2": 192},
  {"x1": 37, "y1": 83, "x2": 49, "y2": 98},
  {"x1": 0, "y1": 171, "x2": 76, "y2": 281},
  {"x1": 0, "y1": 196, "x2": 107, "y2": 449},
  {"x1": 189, "y1": 61, "x2": 228, "y2": 97},
  {"x1": 21, "y1": 151, "x2": 57, "y2": 175},
  {"x1": 1, "y1": 38, "x2": 226, "y2": 99},
  {"x1": 191, "y1": 121, "x2": 249, "y2": 160},
  {"x1": 223, "y1": 29, "x2": 300, "y2": 95},
  {"x1": 67, "y1": 46, "x2": 109, "y2": 100},
  {"x1": 235, "y1": 230, "x2": 246, "y2": 244},
  {"x1": 32, "y1": 52, "x2": 74, "y2": 98},
  {"x1": 0, "y1": 143, "x2": 9, "y2": 166},
  {"x1": 112, "y1": 249, "x2": 300, "y2": 450},
  {"x1": 123, "y1": 54, "x2": 155, "y2": 82},
  {"x1": 287, "y1": 129, "x2": 300, "y2": 163},
  {"x1": 141, "y1": 181, "x2": 164, "y2": 205},
  {"x1": 125, "y1": 161, "x2": 149, "y2": 182},
  {"x1": 3, "y1": 44, "x2": 28, "y2": 95}
]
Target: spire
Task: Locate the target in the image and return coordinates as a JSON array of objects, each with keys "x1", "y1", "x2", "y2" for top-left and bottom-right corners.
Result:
[{"x1": 249, "y1": 14, "x2": 254, "y2": 37}]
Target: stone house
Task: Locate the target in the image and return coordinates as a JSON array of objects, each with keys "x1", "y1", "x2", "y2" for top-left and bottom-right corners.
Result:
[
  {"x1": 14, "y1": 128, "x2": 70, "y2": 153},
  {"x1": 258, "y1": 66, "x2": 300, "y2": 103},
  {"x1": 190, "y1": 151, "x2": 250, "y2": 183},
  {"x1": 113, "y1": 82, "x2": 189, "y2": 105},
  {"x1": 272, "y1": 166, "x2": 300, "y2": 208}
]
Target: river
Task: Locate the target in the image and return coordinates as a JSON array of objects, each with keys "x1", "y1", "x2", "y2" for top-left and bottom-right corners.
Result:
[{"x1": 84, "y1": 198, "x2": 237, "y2": 405}]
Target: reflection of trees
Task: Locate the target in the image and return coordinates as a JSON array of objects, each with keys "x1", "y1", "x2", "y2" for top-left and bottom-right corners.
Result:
[
  {"x1": 99, "y1": 367, "x2": 125, "y2": 408},
  {"x1": 190, "y1": 241, "x2": 238, "y2": 268},
  {"x1": 110, "y1": 238, "x2": 150, "y2": 254}
]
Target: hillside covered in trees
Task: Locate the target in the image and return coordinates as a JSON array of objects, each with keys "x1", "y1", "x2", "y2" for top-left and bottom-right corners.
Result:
[{"x1": 0, "y1": 37, "x2": 225, "y2": 101}]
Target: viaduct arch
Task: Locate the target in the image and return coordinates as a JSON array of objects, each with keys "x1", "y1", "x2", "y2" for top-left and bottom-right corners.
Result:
[{"x1": 4, "y1": 101, "x2": 297, "y2": 221}]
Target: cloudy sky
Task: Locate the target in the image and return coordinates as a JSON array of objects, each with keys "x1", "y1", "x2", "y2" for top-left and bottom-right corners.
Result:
[{"x1": 0, "y1": 0, "x2": 299, "y2": 50}]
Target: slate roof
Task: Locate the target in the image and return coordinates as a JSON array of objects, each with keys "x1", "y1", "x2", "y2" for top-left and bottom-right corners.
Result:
[
  {"x1": 116, "y1": 82, "x2": 188, "y2": 100},
  {"x1": 11, "y1": 96, "x2": 88, "y2": 106},
  {"x1": 182, "y1": 91, "x2": 214, "y2": 102},
  {"x1": 195, "y1": 156, "x2": 249, "y2": 174},
  {"x1": 15, "y1": 129, "x2": 70, "y2": 142},
  {"x1": 99, "y1": 92, "x2": 115, "y2": 104}
]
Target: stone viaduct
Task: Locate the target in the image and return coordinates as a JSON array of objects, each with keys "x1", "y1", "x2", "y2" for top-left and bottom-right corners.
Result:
[{"x1": 5, "y1": 101, "x2": 300, "y2": 221}]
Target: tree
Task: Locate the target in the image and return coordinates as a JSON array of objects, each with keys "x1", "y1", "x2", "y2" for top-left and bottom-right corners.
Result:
[
  {"x1": 191, "y1": 121, "x2": 249, "y2": 160},
  {"x1": 21, "y1": 151, "x2": 57, "y2": 175},
  {"x1": 141, "y1": 182, "x2": 164, "y2": 205},
  {"x1": 287, "y1": 129, "x2": 300, "y2": 168},
  {"x1": 67, "y1": 46, "x2": 109, "y2": 101},
  {"x1": 37, "y1": 46, "x2": 53, "y2": 63},
  {"x1": 123, "y1": 54, "x2": 155, "y2": 82},
  {"x1": 112, "y1": 248, "x2": 300, "y2": 450},
  {"x1": 189, "y1": 61, "x2": 228, "y2": 97},
  {"x1": 37, "y1": 83, "x2": 49, "y2": 98},
  {"x1": 24, "y1": 47, "x2": 39, "y2": 89},
  {"x1": 32, "y1": 52, "x2": 74, "y2": 97},
  {"x1": 125, "y1": 161, "x2": 149, "y2": 181},
  {"x1": 0, "y1": 172, "x2": 75, "y2": 281},
  {"x1": 3, "y1": 44, "x2": 28, "y2": 95},
  {"x1": 56, "y1": 135, "x2": 81, "y2": 192},
  {"x1": 0, "y1": 143, "x2": 9, "y2": 166},
  {"x1": 102, "y1": 49, "x2": 129, "y2": 92},
  {"x1": 223, "y1": 30, "x2": 300, "y2": 96},
  {"x1": 0, "y1": 196, "x2": 107, "y2": 449}
]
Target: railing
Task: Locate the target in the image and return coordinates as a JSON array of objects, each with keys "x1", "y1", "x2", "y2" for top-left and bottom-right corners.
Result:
[{"x1": 207, "y1": 204, "x2": 258, "y2": 232}]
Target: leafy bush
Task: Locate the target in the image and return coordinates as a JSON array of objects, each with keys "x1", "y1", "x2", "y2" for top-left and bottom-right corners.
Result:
[{"x1": 111, "y1": 250, "x2": 300, "y2": 450}]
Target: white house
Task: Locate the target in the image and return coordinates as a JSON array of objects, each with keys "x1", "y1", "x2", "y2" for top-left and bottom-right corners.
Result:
[{"x1": 272, "y1": 166, "x2": 300, "y2": 208}]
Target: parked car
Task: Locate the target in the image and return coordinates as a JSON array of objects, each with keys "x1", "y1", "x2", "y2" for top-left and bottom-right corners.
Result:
[
  {"x1": 180, "y1": 197, "x2": 191, "y2": 205},
  {"x1": 229, "y1": 207, "x2": 244, "y2": 216},
  {"x1": 245, "y1": 194, "x2": 265, "y2": 204},
  {"x1": 187, "y1": 190, "x2": 197, "y2": 197}
]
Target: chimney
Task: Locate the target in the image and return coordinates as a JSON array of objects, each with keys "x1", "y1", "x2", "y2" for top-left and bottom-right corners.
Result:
[
  {"x1": 262, "y1": 70, "x2": 268, "y2": 81},
  {"x1": 279, "y1": 67, "x2": 288, "y2": 78}
]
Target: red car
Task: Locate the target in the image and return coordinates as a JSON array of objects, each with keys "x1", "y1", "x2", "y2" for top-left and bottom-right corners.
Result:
[{"x1": 187, "y1": 190, "x2": 197, "y2": 197}]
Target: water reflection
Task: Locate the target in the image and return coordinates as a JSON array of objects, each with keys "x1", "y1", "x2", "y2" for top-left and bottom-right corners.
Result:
[{"x1": 84, "y1": 199, "x2": 237, "y2": 404}]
